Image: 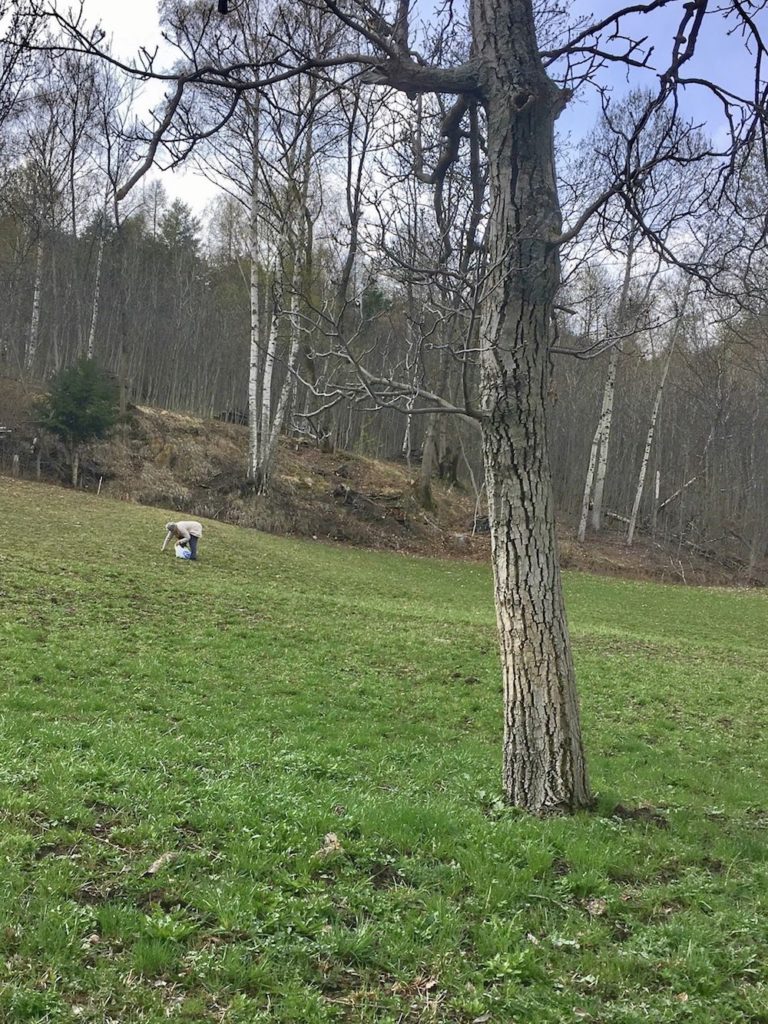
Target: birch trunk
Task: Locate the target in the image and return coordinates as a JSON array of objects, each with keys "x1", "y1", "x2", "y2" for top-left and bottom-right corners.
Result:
[
  {"x1": 259, "y1": 286, "x2": 301, "y2": 492},
  {"x1": 590, "y1": 345, "x2": 618, "y2": 532},
  {"x1": 86, "y1": 230, "x2": 106, "y2": 360},
  {"x1": 589, "y1": 234, "x2": 636, "y2": 532},
  {"x1": 577, "y1": 420, "x2": 600, "y2": 543},
  {"x1": 628, "y1": 279, "x2": 693, "y2": 545},
  {"x1": 651, "y1": 470, "x2": 660, "y2": 537},
  {"x1": 475, "y1": 0, "x2": 590, "y2": 811},
  {"x1": 253, "y1": 77, "x2": 316, "y2": 493},
  {"x1": 256, "y1": 305, "x2": 279, "y2": 484},
  {"x1": 247, "y1": 96, "x2": 262, "y2": 480},
  {"x1": 26, "y1": 238, "x2": 44, "y2": 375},
  {"x1": 627, "y1": 343, "x2": 675, "y2": 545},
  {"x1": 248, "y1": 196, "x2": 261, "y2": 479}
]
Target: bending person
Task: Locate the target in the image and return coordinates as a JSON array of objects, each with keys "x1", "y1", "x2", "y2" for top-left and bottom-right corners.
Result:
[{"x1": 162, "y1": 520, "x2": 203, "y2": 560}]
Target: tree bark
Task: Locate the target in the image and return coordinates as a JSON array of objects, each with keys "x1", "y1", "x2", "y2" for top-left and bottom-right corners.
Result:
[
  {"x1": 590, "y1": 345, "x2": 618, "y2": 532},
  {"x1": 247, "y1": 96, "x2": 262, "y2": 481},
  {"x1": 577, "y1": 420, "x2": 600, "y2": 543},
  {"x1": 248, "y1": 194, "x2": 262, "y2": 480},
  {"x1": 86, "y1": 228, "x2": 106, "y2": 360},
  {"x1": 590, "y1": 233, "x2": 636, "y2": 533},
  {"x1": 259, "y1": 285, "x2": 301, "y2": 492},
  {"x1": 474, "y1": 0, "x2": 590, "y2": 812},
  {"x1": 256, "y1": 303, "x2": 279, "y2": 483},
  {"x1": 26, "y1": 237, "x2": 44, "y2": 375},
  {"x1": 626, "y1": 344, "x2": 674, "y2": 545}
]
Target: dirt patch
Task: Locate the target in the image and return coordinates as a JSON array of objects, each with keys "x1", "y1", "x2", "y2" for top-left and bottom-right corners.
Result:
[{"x1": 611, "y1": 804, "x2": 669, "y2": 829}]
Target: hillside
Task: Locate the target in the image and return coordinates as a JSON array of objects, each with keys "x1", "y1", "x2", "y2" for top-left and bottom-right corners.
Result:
[{"x1": 1, "y1": 376, "x2": 764, "y2": 586}]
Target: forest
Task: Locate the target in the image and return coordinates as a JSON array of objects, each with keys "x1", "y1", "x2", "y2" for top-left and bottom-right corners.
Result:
[{"x1": 1, "y1": 1, "x2": 765, "y2": 575}]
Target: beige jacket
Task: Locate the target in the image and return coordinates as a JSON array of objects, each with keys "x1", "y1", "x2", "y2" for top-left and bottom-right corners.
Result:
[{"x1": 162, "y1": 520, "x2": 203, "y2": 551}]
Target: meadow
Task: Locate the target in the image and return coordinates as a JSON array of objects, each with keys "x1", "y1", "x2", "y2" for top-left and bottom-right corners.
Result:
[{"x1": 1, "y1": 478, "x2": 767, "y2": 1023}]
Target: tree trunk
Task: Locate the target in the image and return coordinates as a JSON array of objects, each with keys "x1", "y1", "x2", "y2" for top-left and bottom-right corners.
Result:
[
  {"x1": 247, "y1": 97, "x2": 262, "y2": 481},
  {"x1": 255, "y1": 299, "x2": 279, "y2": 485},
  {"x1": 248, "y1": 196, "x2": 261, "y2": 480},
  {"x1": 577, "y1": 420, "x2": 600, "y2": 543},
  {"x1": 87, "y1": 229, "x2": 106, "y2": 360},
  {"x1": 651, "y1": 469, "x2": 660, "y2": 537},
  {"x1": 627, "y1": 344, "x2": 674, "y2": 545},
  {"x1": 589, "y1": 234, "x2": 636, "y2": 533},
  {"x1": 258, "y1": 287, "x2": 301, "y2": 492},
  {"x1": 475, "y1": 0, "x2": 590, "y2": 812},
  {"x1": 26, "y1": 238, "x2": 44, "y2": 375},
  {"x1": 417, "y1": 348, "x2": 450, "y2": 509},
  {"x1": 590, "y1": 345, "x2": 618, "y2": 532},
  {"x1": 417, "y1": 416, "x2": 438, "y2": 509},
  {"x1": 628, "y1": 280, "x2": 692, "y2": 545}
]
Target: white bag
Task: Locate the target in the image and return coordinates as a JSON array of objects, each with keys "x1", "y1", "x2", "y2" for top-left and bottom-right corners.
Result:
[{"x1": 175, "y1": 543, "x2": 192, "y2": 560}]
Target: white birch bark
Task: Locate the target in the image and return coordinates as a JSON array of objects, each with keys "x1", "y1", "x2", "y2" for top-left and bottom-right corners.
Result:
[
  {"x1": 627, "y1": 279, "x2": 692, "y2": 545},
  {"x1": 259, "y1": 284, "x2": 302, "y2": 490},
  {"x1": 26, "y1": 238, "x2": 44, "y2": 374},
  {"x1": 590, "y1": 344, "x2": 619, "y2": 531},
  {"x1": 652, "y1": 469, "x2": 660, "y2": 537},
  {"x1": 257, "y1": 303, "x2": 279, "y2": 481},
  {"x1": 627, "y1": 341, "x2": 675, "y2": 545},
  {"x1": 577, "y1": 420, "x2": 601, "y2": 543},
  {"x1": 253, "y1": 70, "x2": 316, "y2": 492},
  {"x1": 247, "y1": 94, "x2": 262, "y2": 481},
  {"x1": 86, "y1": 230, "x2": 105, "y2": 360},
  {"x1": 248, "y1": 194, "x2": 261, "y2": 479},
  {"x1": 588, "y1": 233, "x2": 637, "y2": 532}
]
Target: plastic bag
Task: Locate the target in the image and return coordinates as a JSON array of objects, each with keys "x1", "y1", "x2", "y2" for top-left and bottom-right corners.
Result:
[{"x1": 175, "y1": 542, "x2": 192, "y2": 560}]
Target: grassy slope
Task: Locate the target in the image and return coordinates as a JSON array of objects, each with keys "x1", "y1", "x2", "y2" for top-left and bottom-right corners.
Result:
[{"x1": 1, "y1": 478, "x2": 767, "y2": 1024}]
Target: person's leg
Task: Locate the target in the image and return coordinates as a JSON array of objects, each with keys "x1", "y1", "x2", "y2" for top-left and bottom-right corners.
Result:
[{"x1": 189, "y1": 535, "x2": 198, "y2": 560}]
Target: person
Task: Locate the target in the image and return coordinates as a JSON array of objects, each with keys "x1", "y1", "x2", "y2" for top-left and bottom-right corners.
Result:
[{"x1": 162, "y1": 520, "x2": 203, "y2": 560}]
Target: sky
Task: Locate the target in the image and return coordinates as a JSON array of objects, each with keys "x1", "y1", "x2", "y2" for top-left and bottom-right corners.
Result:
[
  {"x1": 79, "y1": 0, "x2": 217, "y2": 211},
  {"x1": 80, "y1": 0, "x2": 766, "y2": 212}
]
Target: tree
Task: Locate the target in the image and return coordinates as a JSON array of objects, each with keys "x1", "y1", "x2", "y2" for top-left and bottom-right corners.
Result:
[
  {"x1": 22, "y1": 0, "x2": 768, "y2": 812},
  {"x1": 35, "y1": 357, "x2": 119, "y2": 486}
]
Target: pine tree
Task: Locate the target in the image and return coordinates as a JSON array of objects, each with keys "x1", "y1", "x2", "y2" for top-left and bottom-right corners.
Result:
[{"x1": 35, "y1": 357, "x2": 119, "y2": 485}]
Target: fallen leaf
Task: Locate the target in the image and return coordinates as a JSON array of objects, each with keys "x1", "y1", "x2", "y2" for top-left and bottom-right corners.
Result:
[
  {"x1": 675, "y1": 993, "x2": 689, "y2": 1003},
  {"x1": 585, "y1": 897, "x2": 607, "y2": 917},
  {"x1": 313, "y1": 832, "x2": 344, "y2": 858},
  {"x1": 143, "y1": 851, "x2": 179, "y2": 877}
]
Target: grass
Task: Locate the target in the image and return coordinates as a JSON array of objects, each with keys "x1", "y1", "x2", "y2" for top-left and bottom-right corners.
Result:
[{"x1": 0, "y1": 477, "x2": 767, "y2": 1023}]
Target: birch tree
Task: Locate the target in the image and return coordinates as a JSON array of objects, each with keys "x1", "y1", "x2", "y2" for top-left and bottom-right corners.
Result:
[{"x1": 572, "y1": 92, "x2": 708, "y2": 540}]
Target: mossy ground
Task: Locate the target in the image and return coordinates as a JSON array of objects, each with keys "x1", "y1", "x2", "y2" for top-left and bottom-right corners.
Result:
[{"x1": 1, "y1": 478, "x2": 767, "y2": 1022}]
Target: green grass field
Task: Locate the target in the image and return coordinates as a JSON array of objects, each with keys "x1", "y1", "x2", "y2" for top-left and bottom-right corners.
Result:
[{"x1": 1, "y1": 478, "x2": 767, "y2": 1023}]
